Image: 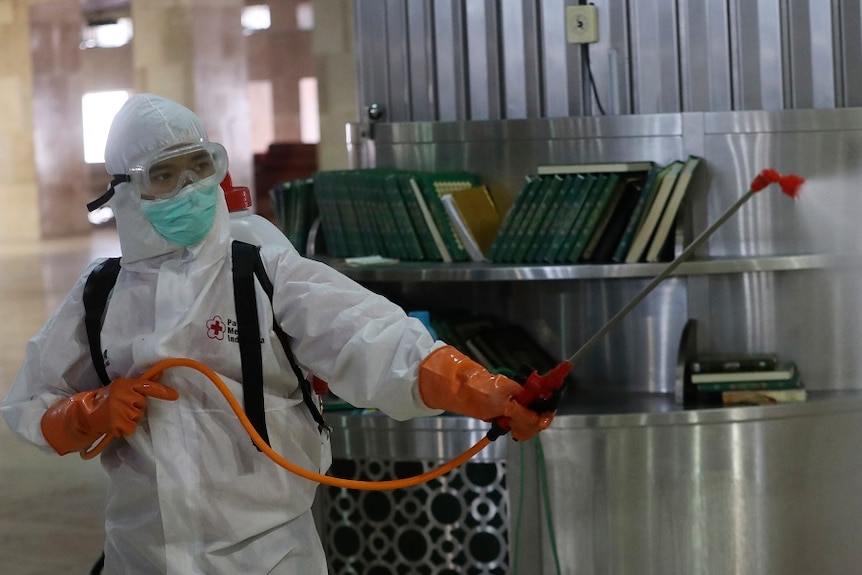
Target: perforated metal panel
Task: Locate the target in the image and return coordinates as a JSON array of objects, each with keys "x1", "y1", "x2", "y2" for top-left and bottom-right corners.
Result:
[{"x1": 320, "y1": 458, "x2": 509, "y2": 575}]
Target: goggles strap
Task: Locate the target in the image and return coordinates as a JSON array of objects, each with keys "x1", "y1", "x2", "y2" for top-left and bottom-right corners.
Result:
[{"x1": 87, "y1": 174, "x2": 131, "y2": 212}]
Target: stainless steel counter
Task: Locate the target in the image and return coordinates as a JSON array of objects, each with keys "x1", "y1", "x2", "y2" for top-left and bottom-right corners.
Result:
[{"x1": 321, "y1": 393, "x2": 862, "y2": 574}]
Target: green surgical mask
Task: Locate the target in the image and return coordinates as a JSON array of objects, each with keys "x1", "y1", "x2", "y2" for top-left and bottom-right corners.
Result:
[{"x1": 141, "y1": 183, "x2": 218, "y2": 246}]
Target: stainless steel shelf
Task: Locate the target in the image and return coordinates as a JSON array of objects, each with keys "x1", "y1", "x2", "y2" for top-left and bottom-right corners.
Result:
[
  {"x1": 320, "y1": 253, "x2": 848, "y2": 282},
  {"x1": 324, "y1": 389, "x2": 862, "y2": 459}
]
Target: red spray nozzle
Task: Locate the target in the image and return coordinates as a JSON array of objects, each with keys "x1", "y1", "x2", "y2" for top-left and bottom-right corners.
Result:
[
  {"x1": 750, "y1": 168, "x2": 805, "y2": 198},
  {"x1": 778, "y1": 174, "x2": 805, "y2": 198}
]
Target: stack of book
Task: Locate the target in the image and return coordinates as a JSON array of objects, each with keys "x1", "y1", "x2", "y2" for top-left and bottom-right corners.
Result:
[
  {"x1": 486, "y1": 155, "x2": 702, "y2": 264},
  {"x1": 428, "y1": 312, "x2": 562, "y2": 377},
  {"x1": 303, "y1": 157, "x2": 704, "y2": 265},
  {"x1": 269, "y1": 178, "x2": 317, "y2": 256},
  {"x1": 686, "y1": 353, "x2": 806, "y2": 406},
  {"x1": 312, "y1": 168, "x2": 495, "y2": 262}
]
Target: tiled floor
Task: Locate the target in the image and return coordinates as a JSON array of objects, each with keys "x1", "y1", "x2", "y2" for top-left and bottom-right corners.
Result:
[{"x1": 0, "y1": 229, "x2": 121, "y2": 574}]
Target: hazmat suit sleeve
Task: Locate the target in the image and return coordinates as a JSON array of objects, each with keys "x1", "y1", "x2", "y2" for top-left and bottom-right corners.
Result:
[
  {"x1": 0, "y1": 260, "x2": 106, "y2": 452},
  {"x1": 261, "y1": 245, "x2": 446, "y2": 421}
]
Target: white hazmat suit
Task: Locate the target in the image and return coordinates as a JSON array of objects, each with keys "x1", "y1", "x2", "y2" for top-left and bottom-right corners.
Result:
[
  {"x1": 1, "y1": 94, "x2": 445, "y2": 573},
  {"x1": 2, "y1": 94, "x2": 554, "y2": 574}
]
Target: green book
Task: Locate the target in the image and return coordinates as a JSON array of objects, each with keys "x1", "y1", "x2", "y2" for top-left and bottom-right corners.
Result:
[
  {"x1": 396, "y1": 172, "x2": 444, "y2": 261},
  {"x1": 581, "y1": 175, "x2": 628, "y2": 261},
  {"x1": 624, "y1": 161, "x2": 684, "y2": 263},
  {"x1": 695, "y1": 370, "x2": 802, "y2": 392},
  {"x1": 351, "y1": 171, "x2": 377, "y2": 255},
  {"x1": 611, "y1": 165, "x2": 663, "y2": 263},
  {"x1": 367, "y1": 171, "x2": 401, "y2": 259},
  {"x1": 586, "y1": 176, "x2": 643, "y2": 263},
  {"x1": 413, "y1": 172, "x2": 482, "y2": 262},
  {"x1": 500, "y1": 176, "x2": 551, "y2": 263},
  {"x1": 551, "y1": 174, "x2": 601, "y2": 263},
  {"x1": 509, "y1": 176, "x2": 557, "y2": 264},
  {"x1": 349, "y1": 171, "x2": 380, "y2": 256},
  {"x1": 523, "y1": 175, "x2": 568, "y2": 263},
  {"x1": 645, "y1": 155, "x2": 703, "y2": 263},
  {"x1": 564, "y1": 173, "x2": 621, "y2": 263},
  {"x1": 270, "y1": 178, "x2": 317, "y2": 255},
  {"x1": 335, "y1": 170, "x2": 374, "y2": 256},
  {"x1": 409, "y1": 175, "x2": 453, "y2": 262},
  {"x1": 383, "y1": 173, "x2": 425, "y2": 261},
  {"x1": 489, "y1": 176, "x2": 542, "y2": 262},
  {"x1": 536, "y1": 160, "x2": 655, "y2": 176},
  {"x1": 542, "y1": 174, "x2": 593, "y2": 263},
  {"x1": 531, "y1": 175, "x2": 577, "y2": 262},
  {"x1": 311, "y1": 171, "x2": 349, "y2": 257}
]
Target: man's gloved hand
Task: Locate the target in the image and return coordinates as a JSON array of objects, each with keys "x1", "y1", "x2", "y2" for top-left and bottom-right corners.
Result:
[
  {"x1": 418, "y1": 346, "x2": 555, "y2": 441},
  {"x1": 40, "y1": 378, "x2": 179, "y2": 455}
]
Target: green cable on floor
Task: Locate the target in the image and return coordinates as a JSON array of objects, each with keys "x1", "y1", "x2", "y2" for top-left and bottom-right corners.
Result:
[
  {"x1": 512, "y1": 441, "x2": 526, "y2": 574},
  {"x1": 511, "y1": 438, "x2": 562, "y2": 575},
  {"x1": 488, "y1": 364, "x2": 561, "y2": 574},
  {"x1": 535, "y1": 439, "x2": 562, "y2": 575}
]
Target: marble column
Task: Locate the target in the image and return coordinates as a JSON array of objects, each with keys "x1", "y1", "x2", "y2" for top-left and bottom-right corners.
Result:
[
  {"x1": 312, "y1": 0, "x2": 358, "y2": 170},
  {"x1": 0, "y1": 1, "x2": 39, "y2": 242},
  {"x1": 28, "y1": 2, "x2": 91, "y2": 238},
  {"x1": 131, "y1": 0, "x2": 254, "y2": 197}
]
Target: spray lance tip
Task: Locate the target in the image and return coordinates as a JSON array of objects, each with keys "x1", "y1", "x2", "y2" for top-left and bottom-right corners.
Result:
[{"x1": 750, "y1": 168, "x2": 805, "y2": 198}]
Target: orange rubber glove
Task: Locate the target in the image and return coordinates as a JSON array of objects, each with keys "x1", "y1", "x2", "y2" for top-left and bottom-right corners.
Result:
[
  {"x1": 40, "y1": 378, "x2": 179, "y2": 455},
  {"x1": 418, "y1": 346, "x2": 554, "y2": 441}
]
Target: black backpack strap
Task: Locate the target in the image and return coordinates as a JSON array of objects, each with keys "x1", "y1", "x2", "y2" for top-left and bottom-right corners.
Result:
[
  {"x1": 247, "y1": 243, "x2": 330, "y2": 434},
  {"x1": 232, "y1": 241, "x2": 272, "y2": 448},
  {"x1": 83, "y1": 258, "x2": 122, "y2": 386}
]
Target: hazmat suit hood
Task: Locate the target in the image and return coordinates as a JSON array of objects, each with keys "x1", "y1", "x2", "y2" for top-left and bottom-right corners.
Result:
[{"x1": 104, "y1": 93, "x2": 231, "y2": 265}]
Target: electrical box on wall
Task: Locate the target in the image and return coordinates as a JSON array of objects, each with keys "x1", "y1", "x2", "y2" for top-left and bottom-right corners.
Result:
[{"x1": 566, "y1": 5, "x2": 599, "y2": 44}]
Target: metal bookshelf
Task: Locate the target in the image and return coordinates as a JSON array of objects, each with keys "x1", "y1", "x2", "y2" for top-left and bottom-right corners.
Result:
[{"x1": 324, "y1": 253, "x2": 850, "y2": 283}]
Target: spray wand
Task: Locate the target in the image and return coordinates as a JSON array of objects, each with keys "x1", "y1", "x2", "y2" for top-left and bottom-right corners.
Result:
[
  {"x1": 80, "y1": 169, "x2": 804, "y2": 490},
  {"x1": 489, "y1": 168, "x2": 805, "y2": 438}
]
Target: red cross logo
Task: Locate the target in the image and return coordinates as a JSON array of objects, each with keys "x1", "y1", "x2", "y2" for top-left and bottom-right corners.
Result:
[{"x1": 207, "y1": 316, "x2": 226, "y2": 340}]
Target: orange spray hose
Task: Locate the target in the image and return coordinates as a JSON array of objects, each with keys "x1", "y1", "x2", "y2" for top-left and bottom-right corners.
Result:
[{"x1": 80, "y1": 357, "x2": 493, "y2": 490}]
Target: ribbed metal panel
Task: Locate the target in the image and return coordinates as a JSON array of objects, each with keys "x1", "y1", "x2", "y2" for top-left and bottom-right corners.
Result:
[
  {"x1": 431, "y1": 0, "x2": 468, "y2": 121},
  {"x1": 354, "y1": 0, "x2": 862, "y2": 121},
  {"x1": 499, "y1": 0, "x2": 541, "y2": 119},
  {"x1": 678, "y1": 0, "x2": 733, "y2": 111},
  {"x1": 464, "y1": 0, "x2": 501, "y2": 120},
  {"x1": 406, "y1": 0, "x2": 436, "y2": 121},
  {"x1": 628, "y1": 0, "x2": 681, "y2": 114}
]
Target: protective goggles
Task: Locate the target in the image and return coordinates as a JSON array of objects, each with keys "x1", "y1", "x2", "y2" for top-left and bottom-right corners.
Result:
[{"x1": 88, "y1": 142, "x2": 229, "y2": 212}]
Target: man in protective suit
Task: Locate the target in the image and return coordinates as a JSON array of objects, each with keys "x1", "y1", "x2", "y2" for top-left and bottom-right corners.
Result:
[{"x1": 0, "y1": 93, "x2": 554, "y2": 574}]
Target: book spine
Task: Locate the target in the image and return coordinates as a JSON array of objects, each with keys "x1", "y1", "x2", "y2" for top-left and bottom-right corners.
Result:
[
  {"x1": 418, "y1": 178, "x2": 470, "y2": 262},
  {"x1": 696, "y1": 378, "x2": 801, "y2": 392},
  {"x1": 645, "y1": 155, "x2": 703, "y2": 263},
  {"x1": 409, "y1": 178, "x2": 452, "y2": 262},
  {"x1": 542, "y1": 175, "x2": 591, "y2": 263},
  {"x1": 611, "y1": 167, "x2": 661, "y2": 263},
  {"x1": 383, "y1": 174, "x2": 425, "y2": 261},
  {"x1": 558, "y1": 174, "x2": 607, "y2": 263},
  {"x1": 487, "y1": 177, "x2": 535, "y2": 262},
  {"x1": 311, "y1": 172, "x2": 349, "y2": 257},
  {"x1": 565, "y1": 174, "x2": 619, "y2": 264},
  {"x1": 398, "y1": 175, "x2": 443, "y2": 261},
  {"x1": 523, "y1": 176, "x2": 566, "y2": 263},
  {"x1": 690, "y1": 357, "x2": 778, "y2": 373},
  {"x1": 508, "y1": 176, "x2": 553, "y2": 263},
  {"x1": 532, "y1": 175, "x2": 577, "y2": 262},
  {"x1": 624, "y1": 161, "x2": 683, "y2": 263}
]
